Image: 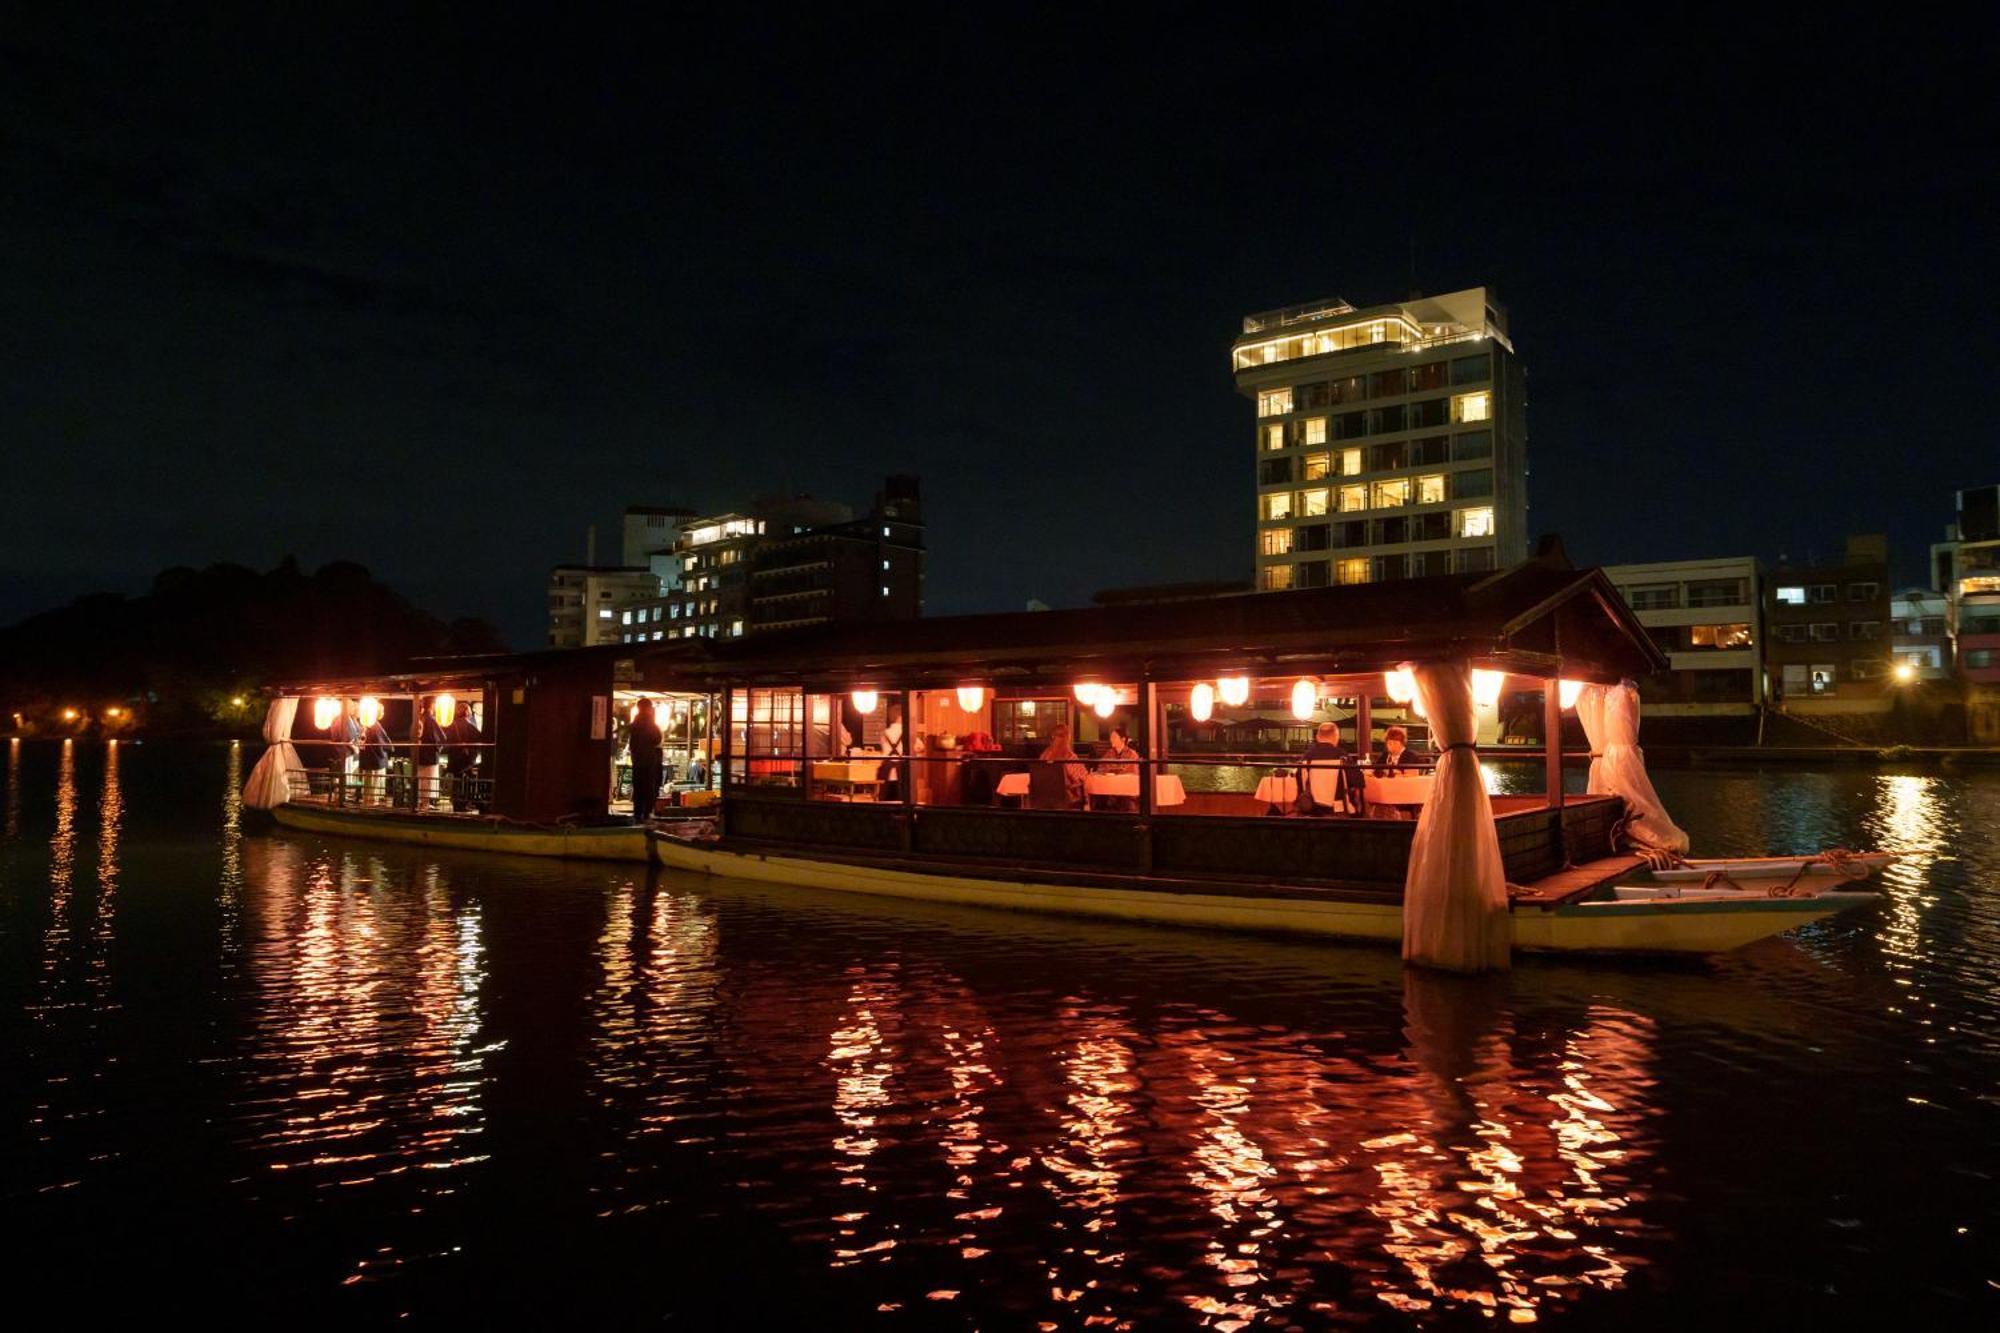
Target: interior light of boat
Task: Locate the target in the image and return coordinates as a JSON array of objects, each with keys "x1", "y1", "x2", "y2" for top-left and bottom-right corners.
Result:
[
  {"x1": 1073, "y1": 683, "x2": 1103, "y2": 706},
  {"x1": 1290, "y1": 677, "x2": 1318, "y2": 720},
  {"x1": 850, "y1": 689, "x2": 879, "y2": 713},
  {"x1": 1093, "y1": 693, "x2": 1117, "y2": 718},
  {"x1": 1217, "y1": 676, "x2": 1251, "y2": 707},
  {"x1": 312, "y1": 696, "x2": 341, "y2": 730},
  {"x1": 1472, "y1": 669, "x2": 1505, "y2": 709},
  {"x1": 1558, "y1": 679, "x2": 1583, "y2": 711},
  {"x1": 358, "y1": 695, "x2": 383, "y2": 727},
  {"x1": 1410, "y1": 693, "x2": 1427, "y2": 719},
  {"x1": 1189, "y1": 681, "x2": 1215, "y2": 722},
  {"x1": 433, "y1": 693, "x2": 457, "y2": 727},
  {"x1": 956, "y1": 686, "x2": 988, "y2": 711},
  {"x1": 1384, "y1": 667, "x2": 1416, "y2": 703}
]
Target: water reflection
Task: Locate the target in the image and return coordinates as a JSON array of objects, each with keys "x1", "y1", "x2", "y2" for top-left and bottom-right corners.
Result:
[
  {"x1": 5, "y1": 736, "x2": 20, "y2": 839},
  {"x1": 232, "y1": 838, "x2": 494, "y2": 1287},
  {"x1": 6, "y1": 750, "x2": 2000, "y2": 1321}
]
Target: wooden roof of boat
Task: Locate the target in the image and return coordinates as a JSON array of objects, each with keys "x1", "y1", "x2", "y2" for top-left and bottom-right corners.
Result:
[
  {"x1": 689, "y1": 557, "x2": 1665, "y2": 688},
  {"x1": 268, "y1": 553, "x2": 1663, "y2": 695}
]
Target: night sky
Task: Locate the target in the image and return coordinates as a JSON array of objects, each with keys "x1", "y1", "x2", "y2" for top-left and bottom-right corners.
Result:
[{"x1": 6, "y1": 10, "x2": 1995, "y2": 648}]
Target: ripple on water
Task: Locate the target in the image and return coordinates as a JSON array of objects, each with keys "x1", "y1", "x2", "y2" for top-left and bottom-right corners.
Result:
[{"x1": 1, "y1": 744, "x2": 1998, "y2": 1323}]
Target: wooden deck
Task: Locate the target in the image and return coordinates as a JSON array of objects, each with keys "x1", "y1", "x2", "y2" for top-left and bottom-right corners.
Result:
[{"x1": 1509, "y1": 854, "x2": 1648, "y2": 909}]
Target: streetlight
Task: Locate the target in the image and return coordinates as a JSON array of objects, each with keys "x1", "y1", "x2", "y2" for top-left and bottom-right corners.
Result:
[{"x1": 1892, "y1": 661, "x2": 1917, "y2": 684}]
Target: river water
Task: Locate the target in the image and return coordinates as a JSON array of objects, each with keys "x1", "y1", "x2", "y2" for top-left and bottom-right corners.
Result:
[{"x1": 2, "y1": 739, "x2": 1996, "y2": 1326}]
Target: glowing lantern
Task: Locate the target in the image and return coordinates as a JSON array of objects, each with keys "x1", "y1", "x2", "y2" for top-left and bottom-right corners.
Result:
[
  {"x1": 1217, "y1": 676, "x2": 1251, "y2": 708},
  {"x1": 1472, "y1": 669, "x2": 1505, "y2": 710},
  {"x1": 313, "y1": 696, "x2": 341, "y2": 731},
  {"x1": 1189, "y1": 681, "x2": 1215, "y2": 723},
  {"x1": 61, "y1": 707, "x2": 78, "y2": 721},
  {"x1": 1290, "y1": 677, "x2": 1319, "y2": 721},
  {"x1": 357, "y1": 695, "x2": 382, "y2": 728},
  {"x1": 433, "y1": 693, "x2": 457, "y2": 727},
  {"x1": 1073, "y1": 682, "x2": 1102, "y2": 706},
  {"x1": 1383, "y1": 668, "x2": 1416, "y2": 704},
  {"x1": 1557, "y1": 679, "x2": 1583, "y2": 711},
  {"x1": 956, "y1": 686, "x2": 987, "y2": 712},
  {"x1": 1410, "y1": 693, "x2": 1428, "y2": 720},
  {"x1": 850, "y1": 689, "x2": 879, "y2": 714},
  {"x1": 1093, "y1": 693, "x2": 1117, "y2": 719}
]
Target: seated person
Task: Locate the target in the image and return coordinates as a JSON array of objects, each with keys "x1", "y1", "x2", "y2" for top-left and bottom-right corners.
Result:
[
  {"x1": 1372, "y1": 725, "x2": 1417, "y2": 774},
  {"x1": 1295, "y1": 720, "x2": 1361, "y2": 816},
  {"x1": 1093, "y1": 724, "x2": 1144, "y2": 810},
  {"x1": 1034, "y1": 725, "x2": 1088, "y2": 808}
]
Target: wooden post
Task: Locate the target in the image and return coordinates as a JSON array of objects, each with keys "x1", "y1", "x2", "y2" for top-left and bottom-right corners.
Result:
[
  {"x1": 1135, "y1": 677, "x2": 1154, "y2": 820},
  {"x1": 1543, "y1": 678, "x2": 1563, "y2": 812},
  {"x1": 719, "y1": 688, "x2": 735, "y2": 824},
  {"x1": 1355, "y1": 689, "x2": 1372, "y2": 760}
]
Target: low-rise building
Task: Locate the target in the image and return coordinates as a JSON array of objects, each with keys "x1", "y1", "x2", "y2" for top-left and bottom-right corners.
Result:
[
  {"x1": 1933, "y1": 484, "x2": 2000, "y2": 686},
  {"x1": 548, "y1": 565, "x2": 661, "y2": 648},
  {"x1": 1602, "y1": 556, "x2": 1763, "y2": 716},
  {"x1": 1889, "y1": 587, "x2": 1951, "y2": 680},
  {"x1": 1765, "y1": 534, "x2": 1893, "y2": 712}
]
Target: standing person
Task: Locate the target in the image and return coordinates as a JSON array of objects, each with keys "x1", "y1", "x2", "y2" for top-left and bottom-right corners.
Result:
[
  {"x1": 445, "y1": 703, "x2": 484, "y2": 812},
  {"x1": 628, "y1": 699, "x2": 664, "y2": 823},
  {"x1": 358, "y1": 708, "x2": 393, "y2": 807},
  {"x1": 413, "y1": 698, "x2": 447, "y2": 810},
  {"x1": 337, "y1": 699, "x2": 362, "y2": 802},
  {"x1": 877, "y1": 704, "x2": 914, "y2": 800}
]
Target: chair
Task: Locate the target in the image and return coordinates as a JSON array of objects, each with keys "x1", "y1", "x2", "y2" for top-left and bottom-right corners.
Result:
[
  {"x1": 1300, "y1": 759, "x2": 1359, "y2": 816},
  {"x1": 1027, "y1": 762, "x2": 1074, "y2": 810}
]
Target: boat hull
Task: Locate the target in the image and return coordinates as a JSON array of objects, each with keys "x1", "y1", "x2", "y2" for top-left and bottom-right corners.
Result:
[
  {"x1": 270, "y1": 802, "x2": 650, "y2": 862},
  {"x1": 651, "y1": 834, "x2": 1870, "y2": 955}
]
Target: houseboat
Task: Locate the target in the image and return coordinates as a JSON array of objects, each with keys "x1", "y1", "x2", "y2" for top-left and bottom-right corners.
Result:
[
  {"x1": 246, "y1": 642, "x2": 716, "y2": 863},
  {"x1": 246, "y1": 557, "x2": 1886, "y2": 968},
  {"x1": 638, "y1": 557, "x2": 1883, "y2": 966}
]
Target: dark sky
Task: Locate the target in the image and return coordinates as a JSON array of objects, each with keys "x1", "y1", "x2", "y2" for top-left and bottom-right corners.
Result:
[{"x1": 5, "y1": 9, "x2": 1995, "y2": 647}]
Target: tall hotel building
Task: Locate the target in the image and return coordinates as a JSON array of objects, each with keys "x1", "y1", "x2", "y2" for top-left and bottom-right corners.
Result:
[{"x1": 1233, "y1": 287, "x2": 1527, "y2": 589}]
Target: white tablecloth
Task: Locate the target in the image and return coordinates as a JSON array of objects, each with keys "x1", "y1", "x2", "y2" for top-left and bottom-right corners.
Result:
[
  {"x1": 1084, "y1": 772, "x2": 1186, "y2": 806},
  {"x1": 1254, "y1": 774, "x2": 1298, "y2": 806}
]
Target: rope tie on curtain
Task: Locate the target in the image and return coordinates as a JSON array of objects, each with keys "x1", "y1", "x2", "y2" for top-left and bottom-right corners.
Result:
[{"x1": 1441, "y1": 741, "x2": 1478, "y2": 753}]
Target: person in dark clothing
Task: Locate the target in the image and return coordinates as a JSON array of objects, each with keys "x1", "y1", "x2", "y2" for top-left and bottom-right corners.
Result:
[
  {"x1": 357, "y1": 706, "x2": 393, "y2": 806},
  {"x1": 413, "y1": 698, "x2": 447, "y2": 809},
  {"x1": 628, "y1": 699, "x2": 665, "y2": 823},
  {"x1": 1371, "y1": 724, "x2": 1418, "y2": 775},
  {"x1": 444, "y1": 706, "x2": 484, "y2": 811},
  {"x1": 1296, "y1": 720, "x2": 1361, "y2": 816}
]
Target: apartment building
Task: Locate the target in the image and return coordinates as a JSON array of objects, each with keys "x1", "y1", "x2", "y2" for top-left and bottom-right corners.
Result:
[
  {"x1": 1233, "y1": 287, "x2": 1527, "y2": 591},
  {"x1": 1603, "y1": 557, "x2": 1764, "y2": 715},
  {"x1": 619, "y1": 476, "x2": 925, "y2": 643},
  {"x1": 1931, "y1": 484, "x2": 2000, "y2": 685},
  {"x1": 1765, "y1": 534, "x2": 1893, "y2": 711},
  {"x1": 1890, "y1": 587, "x2": 1951, "y2": 680},
  {"x1": 547, "y1": 565, "x2": 661, "y2": 648}
]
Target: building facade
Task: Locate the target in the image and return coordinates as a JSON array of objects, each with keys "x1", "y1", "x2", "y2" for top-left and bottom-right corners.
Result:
[
  {"x1": 619, "y1": 477, "x2": 925, "y2": 643},
  {"x1": 1233, "y1": 287, "x2": 1527, "y2": 592},
  {"x1": 1764, "y1": 534, "x2": 1893, "y2": 711},
  {"x1": 1889, "y1": 587, "x2": 1951, "y2": 680},
  {"x1": 1932, "y1": 484, "x2": 2000, "y2": 686},
  {"x1": 1602, "y1": 557, "x2": 1764, "y2": 715},
  {"x1": 622, "y1": 505, "x2": 695, "y2": 585},
  {"x1": 547, "y1": 565, "x2": 662, "y2": 648}
]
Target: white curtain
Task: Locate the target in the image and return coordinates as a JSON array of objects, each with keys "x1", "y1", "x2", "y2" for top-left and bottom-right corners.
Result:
[
  {"x1": 1580, "y1": 682, "x2": 1689, "y2": 853},
  {"x1": 242, "y1": 697, "x2": 302, "y2": 810},
  {"x1": 1401, "y1": 662, "x2": 1511, "y2": 972},
  {"x1": 1574, "y1": 684, "x2": 1608, "y2": 792}
]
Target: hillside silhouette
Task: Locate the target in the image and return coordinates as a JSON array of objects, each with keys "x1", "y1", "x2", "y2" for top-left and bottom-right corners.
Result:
[{"x1": 0, "y1": 558, "x2": 507, "y2": 731}]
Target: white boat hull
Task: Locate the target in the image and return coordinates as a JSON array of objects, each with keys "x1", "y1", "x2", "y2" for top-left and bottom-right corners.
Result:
[
  {"x1": 1651, "y1": 853, "x2": 1895, "y2": 883},
  {"x1": 651, "y1": 834, "x2": 1876, "y2": 956}
]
